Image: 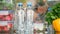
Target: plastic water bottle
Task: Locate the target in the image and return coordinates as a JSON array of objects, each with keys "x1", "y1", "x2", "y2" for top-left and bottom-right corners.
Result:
[
  {"x1": 17, "y1": 2, "x2": 25, "y2": 34},
  {"x1": 25, "y1": 2, "x2": 34, "y2": 34}
]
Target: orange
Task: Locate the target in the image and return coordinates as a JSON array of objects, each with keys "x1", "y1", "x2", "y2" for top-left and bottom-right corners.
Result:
[
  {"x1": 56, "y1": 32, "x2": 60, "y2": 34},
  {"x1": 52, "y1": 18, "x2": 60, "y2": 34},
  {"x1": 52, "y1": 18, "x2": 60, "y2": 31}
]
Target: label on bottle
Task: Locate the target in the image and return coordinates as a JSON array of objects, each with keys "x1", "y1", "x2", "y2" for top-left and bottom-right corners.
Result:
[
  {"x1": 27, "y1": 10, "x2": 34, "y2": 22},
  {"x1": 18, "y1": 9, "x2": 25, "y2": 31},
  {"x1": 26, "y1": 9, "x2": 34, "y2": 34}
]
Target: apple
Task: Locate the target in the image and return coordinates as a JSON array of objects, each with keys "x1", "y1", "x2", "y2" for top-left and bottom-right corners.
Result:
[
  {"x1": 0, "y1": 28, "x2": 1, "y2": 31},
  {"x1": 4, "y1": 26, "x2": 9, "y2": 31},
  {"x1": 2, "y1": 17, "x2": 6, "y2": 21},
  {"x1": 1, "y1": 14, "x2": 13, "y2": 21},
  {"x1": 5, "y1": 15, "x2": 11, "y2": 21},
  {"x1": 0, "y1": 26, "x2": 2, "y2": 31},
  {"x1": 34, "y1": 29, "x2": 36, "y2": 34},
  {"x1": 0, "y1": 15, "x2": 4, "y2": 21},
  {"x1": 0, "y1": 15, "x2": 3, "y2": 18},
  {"x1": 8, "y1": 14, "x2": 13, "y2": 20},
  {"x1": 8, "y1": 23, "x2": 13, "y2": 28},
  {"x1": 9, "y1": 14, "x2": 13, "y2": 18}
]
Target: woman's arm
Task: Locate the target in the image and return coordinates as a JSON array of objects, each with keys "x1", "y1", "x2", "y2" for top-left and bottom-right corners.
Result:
[{"x1": 33, "y1": 12, "x2": 38, "y2": 22}]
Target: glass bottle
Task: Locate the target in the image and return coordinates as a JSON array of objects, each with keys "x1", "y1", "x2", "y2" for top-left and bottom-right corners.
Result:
[
  {"x1": 17, "y1": 3, "x2": 25, "y2": 34},
  {"x1": 25, "y1": 2, "x2": 34, "y2": 34}
]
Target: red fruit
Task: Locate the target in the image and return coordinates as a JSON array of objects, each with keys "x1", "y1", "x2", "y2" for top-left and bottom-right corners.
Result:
[
  {"x1": 2, "y1": 17, "x2": 6, "y2": 21},
  {"x1": 0, "y1": 26, "x2": 1, "y2": 31},
  {"x1": 34, "y1": 29, "x2": 36, "y2": 34},
  {"x1": 0, "y1": 15, "x2": 4, "y2": 21},
  {"x1": 9, "y1": 14, "x2": 13, "y2": 18},
  {"x1": 8, "y1": 14, "x2": 13, "y2": 20},
  {"x1": 5, "y1": 16, "x2": 11, "y2": 21},
  {"x1": 0, "y1": 15, "x2": 3, "y2": 18},
  {"x1": 4, "y1": 26, "x2": 8, "y2": 31},
  {"x1": 8, "y1": 23, "x2": 13, "y2": 28},
  {"x1": 2, "y1": 15, "x2": 8, "y2": 21},
  {"x1": 0, "y1": 28, "x2": 1, "y2": 31}
]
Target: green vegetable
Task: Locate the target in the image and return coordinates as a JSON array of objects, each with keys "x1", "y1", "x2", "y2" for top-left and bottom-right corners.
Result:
[
  {"x1": 45, "y1": 3, "x2": 60, "y2": 25},
  {"x1": 16, "y1": 0, "x2": 26, "y2": 3},
  {"x1": 38, "y1": 0, "x2": 45, "y2": 6},
  {"x1": 36, "y1": 30, "x2": 42, "y2": 33},
  {"x1": 0, "y1": 0, "x2": 14, "y2": 10}
]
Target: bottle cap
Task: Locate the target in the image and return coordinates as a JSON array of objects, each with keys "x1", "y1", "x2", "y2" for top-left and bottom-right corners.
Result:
[
  {"x1": 48, "y1": 7, "x2": 51, "y2": 11},
  {"x1": 18, "y1": 2, "x2": 23, "y2": 6},
  {"x1": 27, "y1": 2, "x2": 32, "y2": 6}
]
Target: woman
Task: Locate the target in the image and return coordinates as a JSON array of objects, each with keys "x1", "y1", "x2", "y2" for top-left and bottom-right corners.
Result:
[{"x1": 33, "y1": 0, "x2": 48, "y2": 23}]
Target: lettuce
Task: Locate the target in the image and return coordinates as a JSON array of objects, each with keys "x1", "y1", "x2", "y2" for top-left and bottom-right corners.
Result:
[{"x1": 45, "y1": 3, "x2": 60, "y2": 25}]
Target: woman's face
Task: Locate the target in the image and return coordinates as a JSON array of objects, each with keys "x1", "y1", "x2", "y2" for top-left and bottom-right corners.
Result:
[{"x1": 37, "y1": 6, "x2": 47, "y2": 14}]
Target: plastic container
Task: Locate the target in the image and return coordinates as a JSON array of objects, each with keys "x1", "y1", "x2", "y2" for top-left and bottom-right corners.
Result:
[
  {"x1": 0, "y1": 10, "x2": 15, "y2": 34},
  {"x1": 0, "y1": 0, "x2": 15, "y2": 34},
  {"x1": 16, "y1": 2, "x2": 25, "y2": 34},
  {"x1": 25, "y1": 2, "x2": 34, "y2": 34}
]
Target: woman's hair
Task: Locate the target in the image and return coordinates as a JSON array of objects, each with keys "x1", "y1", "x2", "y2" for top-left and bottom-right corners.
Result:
[
  {"x1": 34, "y1": 0, "x2": 45, "y2": 11},
  {"x1": 38, "y1": 0, "x2": 45, "y2": 6},
  {"x1": 34, "y1": 4, "x2": 38, "y2": 11},
  {"x1": 38, "y1": 2, "x2": 45, "y2": 6}
]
